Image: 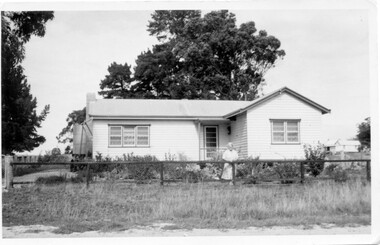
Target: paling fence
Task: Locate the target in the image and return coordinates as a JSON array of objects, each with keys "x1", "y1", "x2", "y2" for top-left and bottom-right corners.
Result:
[{"x1": 2, "y1": 156, "x2": 371, "y2": 189}]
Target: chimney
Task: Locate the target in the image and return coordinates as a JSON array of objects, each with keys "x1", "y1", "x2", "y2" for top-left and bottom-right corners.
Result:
[{"x1": 86, "y1": 93, "x2": 96, "y2": 121}]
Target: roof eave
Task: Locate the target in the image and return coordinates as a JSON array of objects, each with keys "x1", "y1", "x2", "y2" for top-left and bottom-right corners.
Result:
[
  {"x1": 224, "y1": 87, "x2": 331, "y2": 118},
  {"x1": 89, "y1": 115, "x2": 229, "y2": 121}
]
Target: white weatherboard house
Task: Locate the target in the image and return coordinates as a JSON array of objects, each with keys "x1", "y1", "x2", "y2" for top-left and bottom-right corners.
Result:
[
  {"x1": 75, "y1": 87, "x2": 330, "y2": 160},
  {"x1": 326, "y1": 139, "x2": 361, "y2": 153}
]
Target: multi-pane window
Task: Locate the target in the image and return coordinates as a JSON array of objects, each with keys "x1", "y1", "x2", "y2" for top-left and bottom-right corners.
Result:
[
  {"x1": 205, "y1": 126, "x2": 218, "y2": 159},
  {"x1": 109, "y1": 125, "x2": 149, "y2": 147},
  {"x1": 271, "y1": 120, "x2": 300, "y2": 144}
]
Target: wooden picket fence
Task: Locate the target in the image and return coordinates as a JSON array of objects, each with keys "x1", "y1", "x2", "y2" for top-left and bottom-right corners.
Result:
[{"x1": 2, "y1": 156, "x2": 371, "y2": 190}]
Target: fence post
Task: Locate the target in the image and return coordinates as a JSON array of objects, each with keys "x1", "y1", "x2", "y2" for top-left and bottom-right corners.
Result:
[
  {"x1": 4, "y1": 156, "x2": 14, "y2": 190},
  {"x1": 231, "y1": 162, "x2": 235, "y2": 185},
  {"x1": 160, "y1": 162, "x2": 164, "y2": 186},
  {"x1": 366, "y1": 160, "x2": 371, "y2": 182},
  {"x1": 86, "y1": 163, "x2": 90, "y2": 188},
  {"x1": 300, "y1": 162, "x2": 305, "y2": 184}
]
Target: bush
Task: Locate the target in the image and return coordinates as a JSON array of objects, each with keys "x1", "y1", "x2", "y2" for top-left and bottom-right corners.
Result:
[
  {"x1": 35, "y1": 174, "x2": 84, "y2": 185},
  {"x1": 323, "y1": 164, "x2": 349, "y2": 182},
  {"x1": 163, "y1": 153, "x2": 187, "y2": 180},
  {"x1": 273, "y1": 162, "x2": 300, "y2": 183},
  {"x1": 256, "y1": 163, "x2": 277, "y2": 180},
  {"x1": 304, "y1": 143, "x2": 327, "y2": 177},
  {"x1": 200, "y1": 163, "x2": 221, "y2": 180},
  {"x1": 92, "y1": 153, "x2": 160, "y2": 182},
  {"x1": 323, "y1": 163, "x2": 338, "y2": 176},
  {"x1": 235, "y1": 156, "x2": 260, "y2": 178}
]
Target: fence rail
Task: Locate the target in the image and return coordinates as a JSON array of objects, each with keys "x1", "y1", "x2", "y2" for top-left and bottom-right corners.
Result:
[{"x1": 3, "y1": 157, "x2": 371, "y2": 189}]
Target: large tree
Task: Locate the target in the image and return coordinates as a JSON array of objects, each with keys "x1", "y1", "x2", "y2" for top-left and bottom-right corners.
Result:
[
  {"x1": 98, "y1": 62, "x2": 134, "y2": 99},
  {"x1": 131, "y1": 10, "x2": 285, "y2": 100},
  {"x1": 2, "y1": 11, "x2": 54, "y2": 155},
  {"x1": 356, "y1": 117, "x2": 370, "y2": 150}
]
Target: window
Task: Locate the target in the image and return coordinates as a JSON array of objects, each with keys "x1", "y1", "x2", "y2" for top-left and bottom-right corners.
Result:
[
  {"x1": 204, "y1": 126, "x2": 218, "y2": 159},
  {"x1": 271, "y1": 120, "x2": 300, "y2": 144},
  {"x1": 109, "y1": 125, "x2": 150, "y2": 147}
]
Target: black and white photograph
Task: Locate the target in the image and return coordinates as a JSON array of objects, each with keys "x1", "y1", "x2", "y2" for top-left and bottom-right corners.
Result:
[{"x1": 1, "y1": 0, "x2": 378, "y2": 244}]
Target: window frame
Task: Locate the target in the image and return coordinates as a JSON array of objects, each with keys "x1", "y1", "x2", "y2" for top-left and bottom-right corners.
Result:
[
  {"x1": 108, "y1": 124, "x2": 150, "y2": 148},
  {"x1": 204, "y1": 125, "x2": 219, "y2": 159},
  {"x1": 270, "y1": 119, "x2": 301, "y2": 145}
]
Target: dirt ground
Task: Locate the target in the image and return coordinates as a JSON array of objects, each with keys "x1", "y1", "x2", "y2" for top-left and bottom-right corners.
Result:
[{"x1": 2, "y1": 223, "x2": 371, "y2": 238}]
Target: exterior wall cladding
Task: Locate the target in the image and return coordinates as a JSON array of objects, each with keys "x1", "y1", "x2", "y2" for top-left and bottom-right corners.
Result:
[
  {"x1": 246, "y1": 93, "x2": 322, "y2": 159},
  {"x1": 93, "y1": 119, "x2": 232, "y2": 161},
  {"x1": 92, "y1": 93, "x2": 324, "y2": 160}
]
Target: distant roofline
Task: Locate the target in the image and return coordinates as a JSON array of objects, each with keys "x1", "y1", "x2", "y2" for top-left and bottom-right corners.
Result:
[{"x1": 224, "y1": 87, "x2": 331, "y2": 118}]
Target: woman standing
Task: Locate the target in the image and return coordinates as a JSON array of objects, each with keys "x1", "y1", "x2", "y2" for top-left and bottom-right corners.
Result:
[{"x1": 221, "y1": 142, "x2": 239, "y2": 184}]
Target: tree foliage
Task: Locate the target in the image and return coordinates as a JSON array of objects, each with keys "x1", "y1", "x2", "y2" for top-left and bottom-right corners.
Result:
[
  {"x1": 2, "y1": 11, "x2": 54, "y2": 154},
  {"x1": 129, "y1": 10, "x2": 285, "y2": 100},
  {"x1": 356, "y1": 117, "x2": 370, "y2": 150},
  {"x1": 56, "y1": 107, "x2": 86, "y2": 144},
  {"x1": 98, "y1": 62, "x2": 134, "y2": 99}
]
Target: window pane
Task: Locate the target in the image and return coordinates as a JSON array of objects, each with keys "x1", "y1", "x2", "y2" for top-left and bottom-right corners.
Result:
[
  {"x1": 123, "y1": 126, "x2": 135, "y2": 145},
  {"x1": 287, "y1": 132, "x2": 299, "y2": 142},
  {"x1": 110, "y1": 136, "x2": 122, "y2": 146},
  {"x1": 137, "y1": 136, "x2": 149, "y2": 145},
  {"x1": 206, "y1": 127, "x2": 217, "y2": 133},
  {"x1": 273, "y1": 132, "x2": 285, "y2": 142},
  {"x1": 110, "y1": 126, "x2": 122, "y2": 136},
  {"x1": 136, "y1": 126, "x2": 149, "y2": 145},
  {"x1": 137, "y1": 126, "x2": 149, "y2": 136},
  {"x1": 206, "y1": 132, "x2": 217, "y2": 138},
  {"x1": 110, "y1": 126, "x2": 122, "y2": 146},
  {"x1": 287, "y1": 122, "x2": 298, "y2": 131},
  {"x1": 206, "y1": 148, "x2": 217, "y2": 158},
  {"x1": 273, "y1": 122, "x2": 284, "y2": 131}
]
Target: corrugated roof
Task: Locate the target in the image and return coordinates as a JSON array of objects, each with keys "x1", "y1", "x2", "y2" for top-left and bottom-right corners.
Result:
[
  {"x1": 88, "y1": 87, "x2": 330, "y2": 119},
  {"x1": 89, "y1": 99, "x2": 252, "y2": 118}
]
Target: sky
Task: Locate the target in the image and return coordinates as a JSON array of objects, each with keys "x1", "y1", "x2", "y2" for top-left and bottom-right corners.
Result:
[{"x1": 6, "y1": 3, "x2": 374, "y2": 155}]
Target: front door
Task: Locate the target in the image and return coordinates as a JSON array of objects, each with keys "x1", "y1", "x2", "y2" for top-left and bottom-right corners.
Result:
[{"x1": 204, "y1": 126, "x2": 218, "y2": 159}]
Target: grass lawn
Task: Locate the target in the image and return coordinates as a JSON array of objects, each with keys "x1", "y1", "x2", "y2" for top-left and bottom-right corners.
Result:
[{"x1": 2, "y1": 179, "x2": 371, "y2": 234}]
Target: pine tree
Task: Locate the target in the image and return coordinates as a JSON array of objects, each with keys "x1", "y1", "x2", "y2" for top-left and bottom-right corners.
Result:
[{"x1": 1, "y1": 11, "x2": 54, "y2": 154}]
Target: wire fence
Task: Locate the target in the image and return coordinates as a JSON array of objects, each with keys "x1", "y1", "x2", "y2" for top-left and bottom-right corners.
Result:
[{"x1": 3, "y1": 157, "x2": 371, "y2": 189}]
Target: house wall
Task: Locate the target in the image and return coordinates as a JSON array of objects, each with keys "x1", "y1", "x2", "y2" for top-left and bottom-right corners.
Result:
[
  {"x1": 246, "y1": 93, "x2": 322, "y2": 159},
  {"x1": 230, "y1": 112, "x2": 248, "y2": 158},
  {"x1": 92, "y1": 119, "x2": 200, "y2": 160},
  {"x1": 335, "y1": 145, "x2": 359, "y2": 152}
]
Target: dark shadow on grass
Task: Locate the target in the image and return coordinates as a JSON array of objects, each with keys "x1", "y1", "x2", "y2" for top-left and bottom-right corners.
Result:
[
  {"x1": 24, "y1": 229, "x2": 43, "y2": 233},
  {"x1": 161, "y1": 225, "x2": 182, "y2": 230}
]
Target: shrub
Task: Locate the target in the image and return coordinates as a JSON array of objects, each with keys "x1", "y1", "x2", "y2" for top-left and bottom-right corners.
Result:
[
  {"x1": 119, "y1": 154, "x2": 160, "y2": 182},
  {"x1": 163, "y1": 152, "x2": 187, "y2": 180},
  {"x1": 332, "y1": 167, "x2": 349, "y2": 182},
  {"x1": 273, "y1": 162, "x2": 300, "y2": 183},
  {"x1": 35, "y1": 174, "x2": 84, "y2": 185},
  {"x1": 88, "y1": 153, "x2": 161, "y2": 182},
  {"x1": 323, "y1": 163, "x2": 338, "y2": 176},
  {"x1": 257, "y1": 163, "x2": 278, "y2": 180},
  {"x1": 304, "y1": 143, "x2": 327, "y2": 177},
  {"x1": 323, "y1": 164, "x2": 349, "y2": 182},
  {"x1": 235, "y1": 156, "x2": 260, "y2": 178},
  {"x1": 200, "y1": 163, "x2": 221, "y2": 180}
]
